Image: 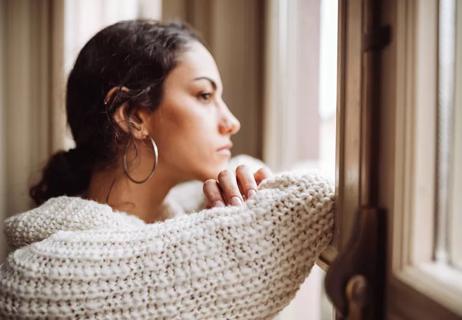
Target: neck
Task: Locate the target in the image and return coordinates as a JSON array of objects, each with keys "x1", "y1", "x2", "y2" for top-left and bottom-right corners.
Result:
[{"x1": 86, "y1": 161, "x2": 181, "y2": 224}]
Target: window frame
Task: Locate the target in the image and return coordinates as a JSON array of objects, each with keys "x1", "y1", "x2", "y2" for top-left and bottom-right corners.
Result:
[{"x1": 381, "y1": 0, "x2": 462, "y2": 318}]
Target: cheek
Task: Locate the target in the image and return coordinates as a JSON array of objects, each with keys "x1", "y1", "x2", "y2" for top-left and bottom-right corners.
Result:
[{"x1": 151, "y1": 103, "x2": 220, "y2": 165}]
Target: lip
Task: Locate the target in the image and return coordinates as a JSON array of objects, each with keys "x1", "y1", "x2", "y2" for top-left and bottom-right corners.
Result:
[
  {"x1": 217, "y1": 148, "x2": 232, "y2": 157},
  {"x1": 217, "y1": 143, "x2": 233, "y2": 151}
]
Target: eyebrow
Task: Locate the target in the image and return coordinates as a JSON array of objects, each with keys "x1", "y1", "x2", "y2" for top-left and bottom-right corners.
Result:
[{"x1": 193, "y1": 77, "x2": 217, "y2": 90}]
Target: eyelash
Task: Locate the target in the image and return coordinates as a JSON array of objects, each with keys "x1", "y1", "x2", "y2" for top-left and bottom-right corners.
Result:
[{"x1": 198, "y1": 92, "x2": 213, "y2": 102}]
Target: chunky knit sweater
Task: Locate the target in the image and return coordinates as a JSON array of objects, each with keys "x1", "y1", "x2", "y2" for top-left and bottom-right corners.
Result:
[{"x1": 0, "y1": 171, "x2": 334, "y2": 319}]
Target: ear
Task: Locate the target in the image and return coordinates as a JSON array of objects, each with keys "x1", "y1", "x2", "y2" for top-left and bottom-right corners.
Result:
[{"x1": 112, "y1": 104, "x2": 151, "y2": 140}]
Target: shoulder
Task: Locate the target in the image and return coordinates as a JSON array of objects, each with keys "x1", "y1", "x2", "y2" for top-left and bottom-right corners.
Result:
[{"x1": 4, "y1": 196, "x2": 145, "y2": 250}]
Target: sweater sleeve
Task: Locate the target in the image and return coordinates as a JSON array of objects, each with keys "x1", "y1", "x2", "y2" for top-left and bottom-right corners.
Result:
[{"x1": 0, "y1": 172, "x2": 334, "y2": 320}]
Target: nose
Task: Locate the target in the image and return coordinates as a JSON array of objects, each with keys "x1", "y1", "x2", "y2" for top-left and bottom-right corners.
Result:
[{"x1": 218, "y1": 105, "x2": 240, "y2": 136}]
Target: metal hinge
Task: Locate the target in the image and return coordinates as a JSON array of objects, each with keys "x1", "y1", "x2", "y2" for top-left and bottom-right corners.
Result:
[{"x1": 325, "y1": 207, "x2": 386, "y2": 320}]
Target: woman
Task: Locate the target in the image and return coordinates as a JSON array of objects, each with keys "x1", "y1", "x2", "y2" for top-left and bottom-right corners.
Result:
[{"x1": 0, "y1": 20, "x2": 334, "y2": 319}]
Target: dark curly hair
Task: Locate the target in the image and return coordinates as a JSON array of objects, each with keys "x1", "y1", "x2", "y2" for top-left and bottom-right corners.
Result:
[{"x1": 30, "y1": 20, "x2": 202, "y2": 205}]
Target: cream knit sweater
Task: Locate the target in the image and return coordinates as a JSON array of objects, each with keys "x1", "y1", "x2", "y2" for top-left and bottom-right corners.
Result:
[{"x1": 0, "y1": 171, "x2": 334, "y2": 319}]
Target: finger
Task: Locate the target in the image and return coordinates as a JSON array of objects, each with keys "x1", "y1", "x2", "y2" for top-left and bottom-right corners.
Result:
[
  {"x1": 217, "y1": 169, "x2": 244, "y2": 206},
  {"x1": 254, "y1": 167, "x2": 273, "y2": 185},
  {"x1": 203, "y1": 179, "x2": 225, "y2": 208},
  {"x1": 235, "y1": 165, "x2": 258, "y2": 200}
]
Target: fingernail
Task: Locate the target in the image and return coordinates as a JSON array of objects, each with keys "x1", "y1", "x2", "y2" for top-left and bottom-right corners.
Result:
[
  {"x1": 230, "y1": 196, "x2": 243, "y2": 207},
  {"x1": 247, "y1": 189, "x2": 257, "y2": 199},
  {"x1": 213, "y1": 200, "x2": 225, "y2": 207}
]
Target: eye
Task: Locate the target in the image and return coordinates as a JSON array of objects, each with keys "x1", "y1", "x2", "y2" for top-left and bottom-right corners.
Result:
[{"x1": 197, "y1": 92, "x2": 213, "y2": 102}]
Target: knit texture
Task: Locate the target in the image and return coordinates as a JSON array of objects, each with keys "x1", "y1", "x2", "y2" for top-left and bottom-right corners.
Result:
[{"x1": 0, "y1": 171, "x2": 334, "y2": 319}]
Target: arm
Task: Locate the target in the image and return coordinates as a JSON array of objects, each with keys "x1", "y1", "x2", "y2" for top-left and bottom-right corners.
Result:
[{"x1": 0, "y1": 172, "x2": 334, "y2": 319}]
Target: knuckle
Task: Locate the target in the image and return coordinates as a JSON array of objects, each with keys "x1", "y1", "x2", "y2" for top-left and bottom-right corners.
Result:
[
  {"x1": 240, "y1": 175, "x2": 255, "y2": 187},
  {"x1": 203, "y1": 179, "x2": 216, "y2": 187},
  {"x1": 218, "y1": 169, "x2": 232, "y2": 180},
  {"x1": 236, "y1": 164, "x2": 248, "y2": 173},
  {"x1": 256, "y1": 166, "x2": 271, "y2": 175},
  {"x1": 204, "y1": 178, "x2": 216, "y2": 184},
  {"x1": 203, "y1": 179, "x2": 216, "y2": 191}
]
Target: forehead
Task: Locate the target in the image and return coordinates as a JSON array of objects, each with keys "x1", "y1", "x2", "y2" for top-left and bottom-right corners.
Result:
[{"x1": 166, "y1": 41, "x2": 221, "y2": 86}]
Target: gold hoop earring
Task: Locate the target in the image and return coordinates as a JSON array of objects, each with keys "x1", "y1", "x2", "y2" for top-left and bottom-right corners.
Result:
[{"x1": 123, "y1": 135, "x2": 158, "y2": 184}]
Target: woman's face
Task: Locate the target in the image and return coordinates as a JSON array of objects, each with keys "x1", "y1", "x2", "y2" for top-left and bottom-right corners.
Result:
[{"x1": 147, "y1": 41, "x2": 241, "y2": 182}]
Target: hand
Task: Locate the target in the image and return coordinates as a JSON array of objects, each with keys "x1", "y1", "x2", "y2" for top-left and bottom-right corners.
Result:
[{"x1": 203, "y1": 165, "x2": 273, "y2": 208}]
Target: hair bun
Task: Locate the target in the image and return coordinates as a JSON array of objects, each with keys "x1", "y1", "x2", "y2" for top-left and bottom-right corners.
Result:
[{"x1": 29, "y1": 147, "x2": 92, "y2": 205}]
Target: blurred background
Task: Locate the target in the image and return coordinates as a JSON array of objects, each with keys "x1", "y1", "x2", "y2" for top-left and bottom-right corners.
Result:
[{"x1": 0, "y1": 0, "x2": 337, "y2": 318}]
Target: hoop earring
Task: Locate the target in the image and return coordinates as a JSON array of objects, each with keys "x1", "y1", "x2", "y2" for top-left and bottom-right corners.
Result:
[{"x1": 123, "y1": 135, "x2": 158, "y2": 184}]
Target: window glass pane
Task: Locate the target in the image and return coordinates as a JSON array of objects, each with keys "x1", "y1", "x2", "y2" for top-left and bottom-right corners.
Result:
[
  {"x1": 436, "y1": 0, "x2": 462, "y2": 271},
  {"x1": 449, "y1": 0, "x2": 462, "y2": 270}
]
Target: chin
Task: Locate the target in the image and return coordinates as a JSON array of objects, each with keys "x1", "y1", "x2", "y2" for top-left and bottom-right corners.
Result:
[{"x1": 197, "y1": 160, "x2": 229, "y2": 181}]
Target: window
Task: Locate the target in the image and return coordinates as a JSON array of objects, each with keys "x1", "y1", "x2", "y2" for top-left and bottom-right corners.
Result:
[{"x1": 381, "y1": 0, "x2": 462, "y2": 318}]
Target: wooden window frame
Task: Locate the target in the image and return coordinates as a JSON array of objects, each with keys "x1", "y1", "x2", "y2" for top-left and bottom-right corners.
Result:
[
  {"x1": 380, "y1": 0, "x2": 462, "y2": 318},
  {"x1": 320, "y1": 0, "x2": 369, "y2": 267}
]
